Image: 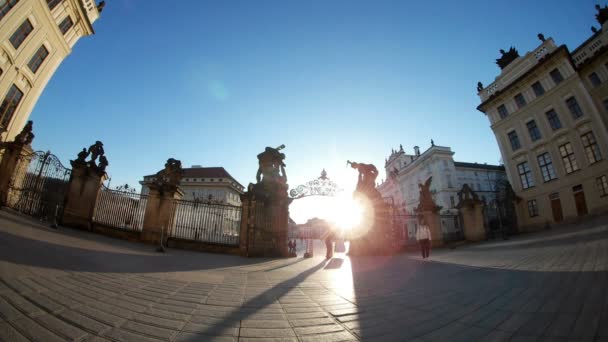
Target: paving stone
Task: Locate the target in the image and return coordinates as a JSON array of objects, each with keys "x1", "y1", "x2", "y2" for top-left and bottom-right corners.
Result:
[
  {"x1": 21, "y1": 292, "x2": 64, "y2": 313},
  {"x1": 182, "y1": 322, "x2": 239, "y2": 336},
  {"x1": 10, "y1": 316, "x2": 66, "y2": 342},
  {"x1": 0, "y1": 321, "x2": 29, "y2": 342},
  {"x1": 289, "y1": 317, "x2": 336, "y2": 327},
  {"x1": 102, "y1": 328, "x2": 162, "y2": 342},
  {"x1": 56, "y1": 309, "x2": 111, "y2": 335},
  {"x1": 298, "y1": 330, "x2": 359, "y2": 342},
  {"x1": 174, "y1": 332, "x2": 237, "y2": 342},
  {"x1": 75, "y1": 305, "x2": 126, "y2": 327},
  {"x1": 34, "y1": 313, "x2": 89, "y2": 340},
  {"x1": 240, "y1": 319, "x2": 291, "y2": 328},
  {"x1": 239, "y1": 328, "x2": 296, "y2": 338},
  {"x1": 0, "y1": 291, "x2": 43, "y2": 317},
  {"x1": 0, "y1": 298, "x2": 21, "y2": 322}
]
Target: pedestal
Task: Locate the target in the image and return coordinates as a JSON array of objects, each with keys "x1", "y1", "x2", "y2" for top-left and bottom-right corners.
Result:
[
  {"x1": 0, "y1": 143, "x2": 32, "y2": 206},
  {"x1": 141, "y1": 186, "x2": 184, "y2": 245},
  {"x1": 62, "y1": 164, "x2": 106, "y2": 230},
  {"x1": 239, "y1": 183, "x2": 289, "y2": 257},
  {"x1": 460, "y1": 201, "x2": 486, "y2": 241}
]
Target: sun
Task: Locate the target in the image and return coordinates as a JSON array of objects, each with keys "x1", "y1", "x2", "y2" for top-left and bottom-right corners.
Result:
[{"x1": 328, "y1": 194, "x2": 364, "y2": 231}]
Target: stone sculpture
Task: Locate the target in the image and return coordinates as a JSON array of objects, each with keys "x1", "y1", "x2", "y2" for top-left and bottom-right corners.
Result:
[{"x1": 13, "y1": 121, "x2": 35, "y2": 145}]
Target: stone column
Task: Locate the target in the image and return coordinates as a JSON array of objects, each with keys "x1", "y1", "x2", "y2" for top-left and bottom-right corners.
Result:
[
  {"x1": 238, "y1": 194, "x2": 252, "y2": 256},
  {"x1": 460, "y1": 201, "x2": 486, "y2": 241},
  {"x1": 420, "y1": 209, "x2": 443, "y2": 247},
  {"x1": 0, "y1": 142, "x2": 34, "y2": 206},
  {"x1": 62, "y1": 163, "x2": 106, "y2": 230},
  {"x1": 140, "y1": 185, "x2": 184, "y2": 245}
]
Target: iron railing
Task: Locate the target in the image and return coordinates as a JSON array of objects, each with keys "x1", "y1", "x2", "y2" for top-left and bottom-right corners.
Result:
[
  {"x1": 7, "y1": 151, "x2": 71, "y2": 222},
  {"x1": 171, "y1": 199, "x2": 241, "y2": 246},
  {"x1": 93, "y1": 187, "x2": 147, "y2": 231}
]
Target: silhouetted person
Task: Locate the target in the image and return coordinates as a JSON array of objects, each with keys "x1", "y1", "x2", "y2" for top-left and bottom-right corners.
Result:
[
  {"x1": 288, "y1": 240, "x2": 293, "y2": 254},
  {"x1": 292, "y1": 239, "x2": 297, "y2": 254},
  {"x1": 416, "y1": 218, "x2": 432, "y2": 259},
  {"x1": 325, "y1": 231, "x2": 334, "y2": 259}
]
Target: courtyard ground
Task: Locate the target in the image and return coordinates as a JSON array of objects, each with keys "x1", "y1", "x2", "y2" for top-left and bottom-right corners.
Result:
[{"x1": 1, "y1": 209, "x2": 607, "y2": 341}]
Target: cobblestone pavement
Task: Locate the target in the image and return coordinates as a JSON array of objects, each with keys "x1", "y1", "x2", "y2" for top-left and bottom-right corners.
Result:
[{"x1": 1, "y1": 210, "x2": 608, "y2": 341}]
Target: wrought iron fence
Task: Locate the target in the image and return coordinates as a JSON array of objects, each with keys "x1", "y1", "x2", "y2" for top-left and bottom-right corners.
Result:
[
  {"x1": 171, "y1": 199, "x2": 241, "y2": 246},
  {"x1": 93, "y1": 187, "x2": 147, "y2": 231},
  {"x1": 7, "y1": 151, "x2": 71, "y2": 222}
]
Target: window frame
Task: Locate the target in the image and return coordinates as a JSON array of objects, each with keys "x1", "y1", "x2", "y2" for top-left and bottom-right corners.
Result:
[
  {"x1": 58, "y1": 16, "x2": 73, "y2": 35},
  {"x1": 566, "y1": 96, "x2": 584, "y2": 119},
  {"x1": 526, "y1": 120, "x2": 542, "y2": 141},
  {"x1": 0, "y1": 84, "x2": 25, "y2": 128},
  {"x1": 532, "y1": 81, "x2": 545, "y2": 97},
  {"x1": 514, "y1": 93, "x2": 527, "y2": 109},
  {"x1": 589, "y1": 72, "x2": 602, "y2": 87},
  {"x1": 508, "y1": 130, "x2": 521, "y2": 151},
  {"x1": 27, "y1": 45, "x2": 49, "y2": 74},
  {"x1": 517, "y1": 161, "x2": 535, "y2": 190},
  {"x1": 9, "y1": 19, "x2": 34, "y2": 49},
  {"x1": 550, "y1": 68, "x2": 564, "y2": 85},
  {"x1": 497, "y1": 104, "x2": 508, "y2": 119},
  {"x1": 545, "y1": 109, "x2": 562, "y2": 131},
  {"x1": 581, "y1": 131, "x2": 602, "y2": 164},
  {"x1": 46, "y1": 0, "x2": 62, "y2": 10},
  {"x1": 597, "y1": 175, "x2": 608, "y2": 197},
  {"x1": 527, "y1": 199, "x2": 539, "y2": 217},
  {"x1": 0, "y1": 0, "x2": 20, "y2": 23},
  {"x1": 537, "y1": 152, "x2": 557, "y2": 182},
  {"x1": 558, "y1": 142, "x2": 579, "y2": 174}
]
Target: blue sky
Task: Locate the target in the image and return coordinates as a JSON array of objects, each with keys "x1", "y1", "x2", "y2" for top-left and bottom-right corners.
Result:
[{"x1": 30, "y1": 0, "x2": 598, "y2": 221}]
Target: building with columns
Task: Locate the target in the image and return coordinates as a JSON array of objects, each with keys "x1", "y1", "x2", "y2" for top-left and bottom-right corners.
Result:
[
  {"x1": 140, "y1": 166, "x2": 244, "y2": 206},
  {"x1": 0, "y1": 0, "x2": 104, "y2": 142},
  {"x1": 476, "y1": 5, "x2": 608, "y2": 230},
  {"x1": 378, "y1": 144, "x2": 506, "y2": 215}
]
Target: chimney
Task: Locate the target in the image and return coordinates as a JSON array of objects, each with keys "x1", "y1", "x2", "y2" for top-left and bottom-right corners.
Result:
[{"x1": 414, "y1": 146, "x2": 420, "y2": 157}]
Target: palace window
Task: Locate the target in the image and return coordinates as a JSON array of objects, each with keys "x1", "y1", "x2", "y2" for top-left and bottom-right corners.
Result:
[
  {"x1": 589, "y1": 72, "x2": 602, "y2": 87},
  {"x1": 559, "y1": 142, "x2": 579, "y2": 174},
  {"x1": 527, "y1": 120, "x2": 542, "y2": 142},
  {"x1": 545, "y1": 109, "x2": 562, "y2": 131},
  {"x1": 550, "y1": 68, "x2": 564, "y2": 85},
  {"x1": 527, "y1": 199, "x2": 539, "y2": 217},
  {"x1": 597, "y1": 175, "x2": 608, "y2": 197},
  {"x1": 514, "y1": 93, "x2": 527, "y2": 108},
  {"x1": 10, "y1": 19, "x2": 33, "y2": 49},
  {"x1": 537, "y1": 152, "x2": 557, "y2": 182},
  {"x1": 59, "y1": 16, "x2": 73, "y2": 35},
  {"x1": 508, "y1": 131, "x2": 521, "y2": 151},
  {"x1": 497, "y1": 104, "x2": 508, "y2": 119},
  {"x1": 46, "y1": 0, "x2": 62, "y2": 10},
  {"x1": 0, "y1": 0, "x2": 19, "y2": 22},
  {"x1": 566, "y1": 96, "x2": 584, "y2": 119},
  {"x1": 581, "y1": 131, "x2": 602, "y2": 164},
  {"x1": 28, "y1": 45, "x2": 49, "y2": 74},
  {"x1": 532, "y1": 81, "x2": 545, "y2": 97},
  {"x1": 517, "y1": 161, "x2": 534, "y2": 189},
  {"x1": 0, "y1": 85, "x2": 24, "y2": 128}
]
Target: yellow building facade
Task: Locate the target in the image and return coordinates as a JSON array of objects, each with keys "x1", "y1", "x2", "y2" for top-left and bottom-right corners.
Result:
[
  {"x1": 477, "y1": 7, "x2": 608, "y2": 231},
  {"x1": 0, "y1": 0, "x2": 103, "y2": 141}
]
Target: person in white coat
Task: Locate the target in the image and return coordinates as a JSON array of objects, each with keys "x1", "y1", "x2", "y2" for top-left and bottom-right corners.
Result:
[{"x1": 416, "y1": 217, "x2": 432, "y2": 259}]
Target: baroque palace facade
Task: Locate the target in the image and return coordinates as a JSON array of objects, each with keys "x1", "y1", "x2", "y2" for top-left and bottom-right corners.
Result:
[
  {"x1": 0, "y1": 0, "x2": 103, "y2": 141},
  {"x1": 477, "y1": 5, "x2": 608, "y2": 230}
]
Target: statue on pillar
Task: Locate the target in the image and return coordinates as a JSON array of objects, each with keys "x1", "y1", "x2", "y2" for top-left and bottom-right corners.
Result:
[
  {"x1": 416, "y1": 177, "x2": 441, "y2": 212},
  {"x1": 70, "y1": 140, "x2": 109, "y2": 175},
  {"x1": 256, "y1": 144, "x2": 287, "y2": 185},
  {"x1": 13, "y1": 121, "x2": 35, "y2": 145},
  {"x1": 153, "y1": 158, "x2": 184, "y2": 192},
  {"x1": 347, "y1": 160, "x2": 378, "y2": 195}
]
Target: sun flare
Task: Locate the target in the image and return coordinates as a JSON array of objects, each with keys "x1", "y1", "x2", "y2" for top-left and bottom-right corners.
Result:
[{"x1": 327, "y1": 195, "x2": 364, "y2": 231}]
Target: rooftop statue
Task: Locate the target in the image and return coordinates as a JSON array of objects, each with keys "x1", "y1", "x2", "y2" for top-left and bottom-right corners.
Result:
[
  {"x1": 496, "y1": 47, "x2": 519, "y2": 70},
  {"x1": 596, "y1": 4, "x2": 608, "y2": 26},
  {"x1": 477, "y1": 81, "x2": 484, "y2": 92},
  {"x1": 13, "y1": 121, "x2": 35, "y2": 145},
  {"x1": 155, "y1": 158, "x2": 183, "y2": 188},
  {"x1": 87, "y1": 141, "x2": 104, "y2": 163},
  {"x1": 457, "y1": 183, "x2": 479, "y2": 204}
]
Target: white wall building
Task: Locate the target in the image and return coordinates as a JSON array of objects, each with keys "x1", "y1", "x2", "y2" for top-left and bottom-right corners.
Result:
[
  {"x1": 378, "y1": 144, "x2": 506, "y2": 214},
  {"x1": 140, "y1": 165, "x2": 244, "y2": 206}
]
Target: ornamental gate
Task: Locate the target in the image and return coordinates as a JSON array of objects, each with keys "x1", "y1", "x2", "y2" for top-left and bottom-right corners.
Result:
[{"x1": 6, "y1": 151, "x2": 71, "y2": 222}]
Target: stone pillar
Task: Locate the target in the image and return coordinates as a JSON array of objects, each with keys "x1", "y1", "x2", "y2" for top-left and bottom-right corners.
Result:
[
  {"x1": 460, "y1": 202, "x2": 486, "y2": 241},
  {"x1": 420, "y1": 210, "x2": 443, "y2": 247},
  {"x1": 62, "y1": 163, "x2": 106, "y2": 230},
  {"x1": 141, "y1": 185, "x2": 183, "y2": 245},
  {"x1": 240, "y1": 189, "x2": 289, "y2": 258},
  {"x1": 238, "y1": 194, "x2": 252, "y2": 256},
  {"x1": 0, "y1": 142, "x2": 33, "y2": 206}
]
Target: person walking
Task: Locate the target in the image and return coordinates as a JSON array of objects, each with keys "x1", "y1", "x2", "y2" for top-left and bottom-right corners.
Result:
[
  {"x1": 416, "y1": 218, "x2": 432, "y2": 259},
  {"x1": 324, "y1": 230, "x2": 334, "y2": 259}
]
